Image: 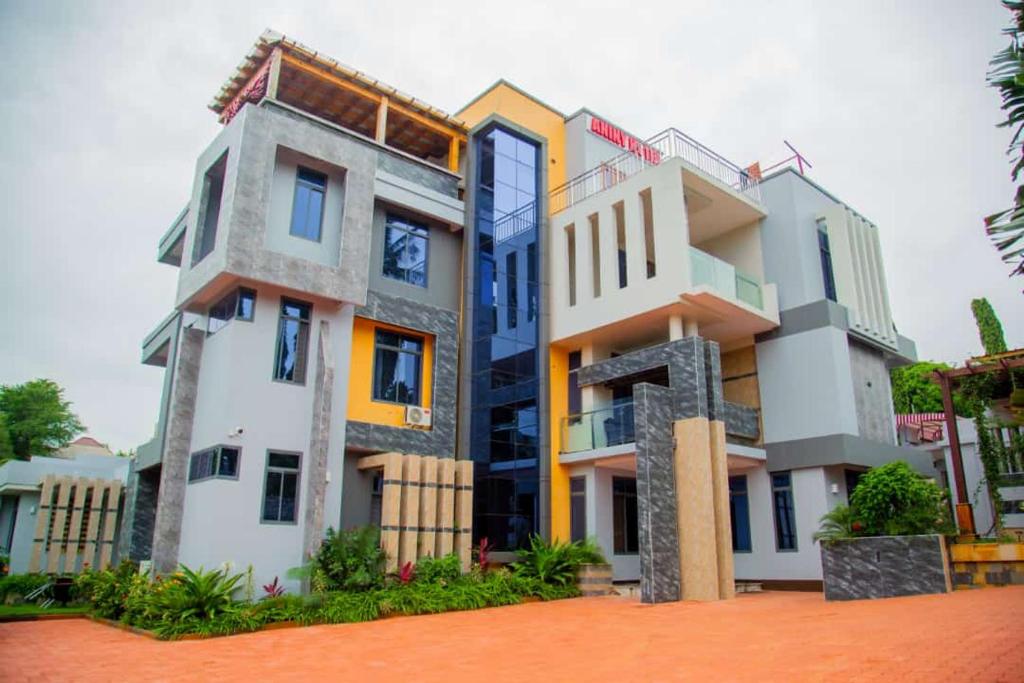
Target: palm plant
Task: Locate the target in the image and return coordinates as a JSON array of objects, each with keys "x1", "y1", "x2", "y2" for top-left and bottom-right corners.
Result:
[
  {"x1": 813, "y1": 504, "x2": 856, "y2": 544},
  {"x1": 986, "y1": 1, "x2": 1024, "y2": 278},
  {"x1": 161, "y1": 566, "x2": 242, "y2": 621},
  {"x1": 512, "y1": 535, "x2": 601, "y2": 586}
]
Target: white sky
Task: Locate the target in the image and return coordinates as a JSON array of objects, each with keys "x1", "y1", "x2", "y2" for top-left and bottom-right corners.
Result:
[{"x1": 0, "y1": 0, "x2": 1021, "y2": 452}]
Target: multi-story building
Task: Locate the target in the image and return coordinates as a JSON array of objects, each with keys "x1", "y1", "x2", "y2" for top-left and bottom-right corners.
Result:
[{"x1": 122, "y1": 30, "x2": 930, "y2": 602}]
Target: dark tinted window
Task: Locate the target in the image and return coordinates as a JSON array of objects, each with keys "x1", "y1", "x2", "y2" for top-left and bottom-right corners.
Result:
[
  {"x1": 262, "y1": 451, "x2": 300, "y2": 523},
  {"x1": 382, "y1": 215, "x2": 428, "y2": 287},
  {"x1": 273, "y1": 299, "x2": 311, "y2": 383},
  {"x1": 372, "y1": 329, "x2": 424, "y2": 405},
  {"x1": 290, "y1": 167, "x2": 327, "y2": 241},
  {"x1": 729, "y1": 475, "x2": 751, "y2": 552},
  {"x1": 772, "y1": 472, "x2": 797, "y2": 551},
  {"x1": 613, "y1": 477, "x2": 639, "y2": 554}
]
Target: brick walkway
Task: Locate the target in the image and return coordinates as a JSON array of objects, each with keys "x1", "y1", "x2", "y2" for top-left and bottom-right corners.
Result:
[{"x1": 2, "y1": 587, "x2": 1022, "y2": 682}]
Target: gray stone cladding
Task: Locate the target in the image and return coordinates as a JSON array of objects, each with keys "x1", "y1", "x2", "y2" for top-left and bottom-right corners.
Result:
[
  {"x1": 119, "y1": 464, "x2": 160, "y2": 562},
  {"x1": 346, "y1": 290, "x2": 458, "y2": 457},
  {"x1": 634, "y1": 383, "x2": 682, "y2": 603},
  {"x1": 377, "y1": 149, "x2": 459, "y2": 198},
  {"x1": 150, "y1": 326, "x2": 204, "y2": 574},
  {"x1": 820, "y1": 535, "x2": 950, "y2": 600},
  {"x1": 303, "y1": 322, "x2": 335, "y2": 560},
  {"x1": 576, "y1": 337, "x2": 758, "y2": 439}
]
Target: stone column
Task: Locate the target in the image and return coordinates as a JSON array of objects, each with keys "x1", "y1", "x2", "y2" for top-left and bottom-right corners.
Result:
[
  {"x1": 150, "y1": 326, "x2": 204, "y2": 574},
  {"x1": 709, "y1": 420, "x2": 735, "y2": 599},
  {"x1": 673, "y1": 417, "x2": 720, "y2": 601}
]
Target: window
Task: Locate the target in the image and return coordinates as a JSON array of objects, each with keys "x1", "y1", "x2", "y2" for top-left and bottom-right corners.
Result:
[
  {"x1": 589, "y1": 213, "x2": 601, "y2": 298},
  {"x1": 290, "y1": 167, "x2": 327, "y2": 241},
  {"x1": 613, "y1": 477, "x2": 639, "y2": 554},
  {"x1": 192, "y1": 152, "x2": 228, "y2": 265},
  {"x1": 640, "y1": 188, "x2": 656, "y2": 278},
  {"x1": 570, "y1": 477, "x2": 586, "y2": 542},
  {"x1": 566, "y1": 224, "x2": 577, "y2": 306},
  {"x1": 273, "y1": 298, "x2": 311, "y2": 384},
  {"x1": 261, "y1": 451, "x2": 300, "y2": 523},
  {"x1": 188, "y1": 446, "x2": 240, "y2": 483},
  {"x1": 506, "y1": 252, "x2": 518, "y2": 329},
  {"x1": 382, "y1": 214, "x2": 429, "y2": 287},
  {"x1": 369, "y1": 470, "x2": 383, "y2": 527},
  {"x1": 772, "y1": 472, "x2": 797, "y2": 551},
  {"x1": 844, "y1": 469, "x2": 864, "y2": 498},
  {"x1": 729, "y1": 475, "x2": 752, "y2": 552},
  {"x1": 817, "y1": 220, "x2": 837, "y2": 302},
  {"x1": 372, "y1": 329, "x2": 424, "y2": 405},
  {"x1": 207, "y1": 288, "x2": 256, "y2": 335},
  {"x1": 614, "y1": 201, "x2": 627, "y2": 288}
]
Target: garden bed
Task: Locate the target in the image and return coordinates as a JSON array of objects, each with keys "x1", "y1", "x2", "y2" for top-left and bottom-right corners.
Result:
[{"x1": 70, "y1": 528, "x2": 604, "y2": 640}]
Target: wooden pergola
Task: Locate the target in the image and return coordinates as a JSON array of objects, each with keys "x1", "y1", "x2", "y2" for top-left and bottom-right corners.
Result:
[{"x1": 934, "y1": 348, "x2": 1024, "y2": 538}]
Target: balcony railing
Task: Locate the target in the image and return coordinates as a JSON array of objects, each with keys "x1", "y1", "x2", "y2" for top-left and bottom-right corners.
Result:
[
  {"x1": 562, "y1": 401, "x2": 636, "y2": 454},
  {"x1": 689, "y1": 247, "x2": 763, "y2": 310},
  {"x1": 550, "y1": 127, "x2": 762, "y2": 213}
]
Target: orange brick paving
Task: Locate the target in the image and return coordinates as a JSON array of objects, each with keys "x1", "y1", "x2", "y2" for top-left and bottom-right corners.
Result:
[{"x1": 1, "y1": 587, "x2": 1023, "y2": 682}]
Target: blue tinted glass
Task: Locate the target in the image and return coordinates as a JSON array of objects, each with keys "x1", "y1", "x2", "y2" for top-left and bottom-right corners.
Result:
[
  {"x1": 730, "y1": 474, "x2": 751, "y2": 552},
  {"x1": 470, "y1": 127, "x2": 541, "y2": 551}
]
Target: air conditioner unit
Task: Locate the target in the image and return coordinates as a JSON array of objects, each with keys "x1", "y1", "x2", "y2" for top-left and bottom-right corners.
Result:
[{"x1": 405, "y1": 405, "x2": 432, "y2": 429}]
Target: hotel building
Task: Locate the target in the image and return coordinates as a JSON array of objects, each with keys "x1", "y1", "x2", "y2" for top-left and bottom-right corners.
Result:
[{"x1": 122, "y1": 31, "x2": 930, "y2": 602}]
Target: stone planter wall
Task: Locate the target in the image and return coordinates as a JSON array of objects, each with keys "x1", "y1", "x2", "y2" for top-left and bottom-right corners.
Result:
[
  {"x1": 577, "y1": 563, "x2": 613, "y2": 596},
  {"x1": 950, "y1": 542, "x2": 1024, "y2": 588},
  {"x1": 820, "y1": 535, "x2": 951, "y2": 601}
]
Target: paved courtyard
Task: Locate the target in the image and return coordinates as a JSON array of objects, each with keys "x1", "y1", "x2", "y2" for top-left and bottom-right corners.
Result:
[{"x1": 1, "y1": 587, "x2": 1022, "y2": 682}]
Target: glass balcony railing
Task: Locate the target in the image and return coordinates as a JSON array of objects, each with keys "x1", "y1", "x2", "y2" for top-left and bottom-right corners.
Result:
[
  {"x1": 561, "y1": 400, "x2": 636, "y2": 454},
  {"x1": 689, "y1": 247, "x2": 763, "y2": 310}
]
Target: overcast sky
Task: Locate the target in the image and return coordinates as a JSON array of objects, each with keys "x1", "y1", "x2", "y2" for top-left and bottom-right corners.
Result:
[{"x1": 0, "y1": 0, "x2": 1021, "y2": 452}]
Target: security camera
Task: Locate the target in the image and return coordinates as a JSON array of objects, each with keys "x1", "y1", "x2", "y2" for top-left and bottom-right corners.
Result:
[{"x1": 229, "y1": 426, "x2": 244, "y2": 438}]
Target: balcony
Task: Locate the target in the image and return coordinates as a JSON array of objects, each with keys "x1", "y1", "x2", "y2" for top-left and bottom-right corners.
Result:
[
  {"x1": 562, "y1": 401, "x2": 636, "y2": 454},
  {"x1": 551, "y1": 127, "x2": 761, "y2": 214},
  {"x1": 157, "y1": 207, "x2": 188, "y2": 267},
  {"x1": 689, "y1": 247, "x2": 763, "y2": 310}
]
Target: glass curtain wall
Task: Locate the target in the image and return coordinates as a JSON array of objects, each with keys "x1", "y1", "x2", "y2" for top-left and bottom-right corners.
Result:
[{"x1": 470, "y1": 127, "x2": 540, "y2": 551}]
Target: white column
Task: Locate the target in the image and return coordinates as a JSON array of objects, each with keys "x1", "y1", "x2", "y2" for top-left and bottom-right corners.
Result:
[{"x1": 669, "y1": 314, "x2": 684, "y2": 341}]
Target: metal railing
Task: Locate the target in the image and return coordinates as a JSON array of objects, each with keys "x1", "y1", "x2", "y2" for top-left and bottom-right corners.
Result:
[
  {"x1": 689, "y1": 247, "x2": 764, "y2": 309},
  {"x1": 550, "y1": 127, "x2": 762, "y2": 213},
  {"x1": 562, "y1": 401, "x2": 636, "y2": 453}
]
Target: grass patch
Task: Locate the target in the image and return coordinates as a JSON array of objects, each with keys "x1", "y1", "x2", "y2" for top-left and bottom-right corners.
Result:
[{"x1": 0, "y1": 604, "x2": 87, "y2": 619}]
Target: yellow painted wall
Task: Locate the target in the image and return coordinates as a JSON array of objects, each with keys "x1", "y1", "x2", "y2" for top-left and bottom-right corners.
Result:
[
  {"x1": 549, "y1": 345, "x2": 571, "y2": 541},
  {"x1": 457, "y1": 83, "x2": 567, "y2": 190},
  {"x1": 347, "y1": 317, "x2": 434, "y2": 427}
]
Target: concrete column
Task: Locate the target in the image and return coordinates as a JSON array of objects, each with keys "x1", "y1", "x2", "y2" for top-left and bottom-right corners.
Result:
[
  {"x1": 435, "y1": 459, "x2": 456, "y2": 558},
  {"x1": 398, "y1": 455, "x2": 422, "y2": 568},
  {"x1": 708, "y1": 421, "x2": 735, "y2": 599},
  {"x1": 418, "y1": 456, "x2": 439, "y2": 559},
  {"x1": 454, "y1": 461, "x2": 474, "y2": 571},
  {"x1": 673, "y1": 417, "x2": 720, "y2": 601},
  {"x1": 685, "y1": 319, "x2": 699, "y2": 337},
  {"x1": 669, "y1": 314, "x2": 684, "y2": 341},
  {"x1": 380, "y1": 453, "x2": 403, "y2": 572}
]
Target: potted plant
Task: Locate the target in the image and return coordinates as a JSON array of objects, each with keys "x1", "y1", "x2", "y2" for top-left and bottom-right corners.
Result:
[{"x1": 816, "y1": 461, "x2": 955, "y2": 601}]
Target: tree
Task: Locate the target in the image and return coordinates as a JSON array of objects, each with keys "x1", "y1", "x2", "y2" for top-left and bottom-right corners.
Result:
[
  {"x1": 890, "y1": 361, "x2": 975, "y2": 416},
  {"x1": 970, "y1": 298, "x2": 1008, "y2": 356},
  {"x1": 986, "y1": 1, "x2": 1024, "y2": 280},
  {"x1": 0, "y1": 379, "x2": 85, "y2": 459},
  {"x1": 848, "y1": 461, "x2": 953, "y2": 537},
  {"x1": 0, "y1": 413, "x2": 13, "y2": 463}
]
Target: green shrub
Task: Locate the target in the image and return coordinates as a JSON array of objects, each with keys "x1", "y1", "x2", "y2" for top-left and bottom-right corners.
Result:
[
  {"x1": 813, "y1": 504, "x2": 856, "y2": 544},
  {"x1": 0, "y1": 573, "x2": 50, "y2": 603},
  {"x1": 512, "y1": 535, "x2": 600, "y2": 586},
  {"x1": 414, "y1": 553, "x2": 461, "y2": 584},
  {"x1": 849, "y1": 461, "x2": 954, "y2": 537},
  {"x1": 157, "y1": 566, "x2": 243, "y2": 622},
  {"x1": 308, "y1": 526, "x2": 386, "y2": 592},
  {"x1": 79, "y1": 560, "x2": 139, "y2": 619}
]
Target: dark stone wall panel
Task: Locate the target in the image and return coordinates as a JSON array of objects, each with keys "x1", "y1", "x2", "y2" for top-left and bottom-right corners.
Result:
[{"x1": 821, "y1": 535, "x2": 950, "y2": 600}]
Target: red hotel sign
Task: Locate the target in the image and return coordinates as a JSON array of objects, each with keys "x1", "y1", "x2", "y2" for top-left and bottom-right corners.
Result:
[{"x1": 588, "y1": 116, "x2": 662, "y2": 164}]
